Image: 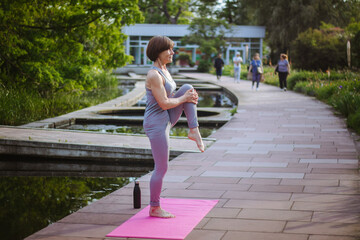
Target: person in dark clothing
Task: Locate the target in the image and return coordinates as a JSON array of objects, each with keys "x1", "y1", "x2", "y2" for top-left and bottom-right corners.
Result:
[
  {"x1": 275, "y1": 53, "x2": 291, "y2": 91},
  {"x1": 214, "y1": 53, "x2": 225, "y2": 80}
]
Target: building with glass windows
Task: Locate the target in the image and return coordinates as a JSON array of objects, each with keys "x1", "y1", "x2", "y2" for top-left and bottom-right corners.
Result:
[{"x1": 119, "y1": 24, "x2": 265, "y2": 73}]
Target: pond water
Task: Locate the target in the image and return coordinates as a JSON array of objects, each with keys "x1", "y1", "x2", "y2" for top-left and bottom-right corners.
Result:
[
  {"x1": 135, "y1": 90, "x2": 236, "y2": 108},
  {"x1": 0, "y1": 176, "x2": 134, "y2": 240},
  {"x1": 65, "y1": 124, "x2": 217, "y2": 138}
]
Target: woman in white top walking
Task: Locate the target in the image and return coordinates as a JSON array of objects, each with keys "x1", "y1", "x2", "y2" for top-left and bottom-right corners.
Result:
[{"x1": 233, "y1": 52, "x2": 243, "y2": 83}]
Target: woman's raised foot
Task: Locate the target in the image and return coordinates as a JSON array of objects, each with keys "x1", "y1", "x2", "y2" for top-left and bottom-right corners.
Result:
[{"x1": 188, "y1": 127, "x2": 205, "y2": 152}]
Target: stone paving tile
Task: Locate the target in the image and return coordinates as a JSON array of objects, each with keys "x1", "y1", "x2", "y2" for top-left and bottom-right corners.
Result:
[
  {"x1": 185, "y1": 176, "x2": 240, "y2": 184},
  {"x1": 161, "y1": 189, "x2": 225, "y2": 198},
  {"x1": 214, "y1": 161, "x2": 288, "y2": 167},
  {"x1": 213, "y1": 198, "x2": 228, "y2": 208},
  {"x1": 308, "y1": 236, "x2": 358, "y2": 240},
  {"x1": 239, "y1": 178, "x2": 281, "y2": 185},
  {"x1": 203, "y1": 218, "x2": 286, "y2": 232},
  {"x1": 317, "y1": 153, "x2": 358, "y2": 159},
  {"x1": 211, "y1": 155, "x2": 253, "y2": 161},
  {"x1": 206, "y1": 207, "x2": 241, "y2": 218},
  {"x1": 205, "y1": 166, "x2": 250, "y2": 172},
  {"x1": 58, "y1": 212, "x2": 131, "y2": 225},
  {"x1": 339, "y1": 159, "x2": 359, "y2": 164},
  {"x1": 312, "y1": 211, "x2": 360, "y2": 223},
  {"x1": 164, "y1": 169, "x2": 205, "y2": 176},
  {"x1": 194, "y1": 217, "x2": 210, "y2": 229},
  {"x1": 188, "y1": 182, "x2": 251, "y2": 191},
  {"x1": 222, "y1": 231, "x2": 309, "y2": 240},
  {"x1": 249, "y1": 167, "x2": 312, "y2": 173},
  {"x1": 253, "y1": 172, "x2": 305, "y2": 179},
  {"x1": 300, "y1": 158, "x2": 338, "y2": 163},
  {"x1": 304, "y1": 186, "x2": 359, "y2": 195},
  {"x1": 309, "y1": 163, "x2": 358, "y2": 169},
  {"x1": 252, "y1": 156, "x2": 301, "y2": 163},
  {"x1": 224, "y1": 199, "x2": 293, "y2": 210},
  {"x1": 225, "y1": 150, "x2": 270, "y2": 155},
  {"x1": 185, "y1": 230, "x2": 226, "y2": 240},
  {"x1": 237, "y1": 209, "x2": 312, "y2": 221},
  {"x1": 284, "y1": 221, "x2": 360, "y2": 236},
  {"x1": 291, "y1": 193, "x2": 360, "y2": 203},
  {"x1": 137, "y1": 174, "x2": 190, "y2": 182},
  {"x1": 27, "y1": 222, "x2": 117, "y2": 238},
  {"x1": 292, "y1": 201, "x2": 360, "y2": 212},
  {"x1": 78, "y1": 203, "x2": 141, "y2": 214},
  {"x1": 222, "y1": 191, "x2": 291, "y2": 200},
  {"x1": 311, "y1": 168, "x2": 359, "y2": 174},
  {"x1": 340, "y1": 180, "x2": 360, "y2": 187},
  {"x1": 270, "y1": 153, "x2": 316, "y2": 159},
  {"x1": 168, "y1": 165, "x2": 202, "y2": 170},
  {"x1": 201, "y1": 170, "x2": 254, "y2": 178},
  {"x1": 281, "y1": 179, "x2": 339, "y2": 186},
  {"x1": 249, "y1": 184, "x2": 304, "y2": 193},
  {"x1": 305, "y1": 174, "x2": 360, "y2": 180},
  {"x1": 285, "y1": 163, "x2": 309, "y2": 168}
]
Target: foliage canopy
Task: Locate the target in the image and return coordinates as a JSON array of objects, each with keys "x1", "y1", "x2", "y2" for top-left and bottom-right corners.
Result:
[
  {"x1": 0, "y1": 0, "x2": 143, "y2": 95},
  {"x1": 291, "y1": 23, "x2": 347, "y2": 71}
]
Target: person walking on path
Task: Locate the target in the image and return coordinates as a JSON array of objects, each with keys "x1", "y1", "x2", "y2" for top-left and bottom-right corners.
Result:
[
  {"x1": 248, "y1": 53, "x2": 262, "y2": 91},
  {"x1": 143, "y1": 36, "x2": 204, "y2": 218},
  {"x1": 214, "y1": 53, "x2": 225, "y2": 80},
  {"x1": 233, "y1": 52, "x2": 243, "y2": 83},
  {"x1": 275, "y1": 53, "x2": 291, "y2": 91}
]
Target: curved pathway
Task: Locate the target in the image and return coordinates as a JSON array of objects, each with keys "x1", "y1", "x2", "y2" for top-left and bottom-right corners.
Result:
[{"x1": 27, "y1": 73, "x2": 360, "y2": 240}]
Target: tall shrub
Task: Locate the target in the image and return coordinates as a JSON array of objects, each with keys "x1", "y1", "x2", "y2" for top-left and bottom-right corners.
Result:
[
  {"x1": 346, "y1": 21, "x2": 360, "y2": 68},
  {"x1": 291, "y1": 23, "x2": 347, "y2": 71}
]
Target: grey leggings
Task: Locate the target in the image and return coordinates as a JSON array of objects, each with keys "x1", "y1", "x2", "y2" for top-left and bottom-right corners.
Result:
[{"x1": 149, "y1": 84, "x2": 198, "y2": 206}]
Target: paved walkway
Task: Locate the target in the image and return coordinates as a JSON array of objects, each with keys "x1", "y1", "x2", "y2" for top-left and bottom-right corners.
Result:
[
  {"x1": 27, "y1": 73, "x2": 360, "y2": 240},
  {"x1": 0, "y1": 125, "x2": 213, "y2": 153}
]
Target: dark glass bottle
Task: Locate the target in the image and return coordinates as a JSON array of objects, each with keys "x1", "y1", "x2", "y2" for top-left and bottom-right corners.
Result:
[{"x1": 133, "y1": 181, "x2": 141, "y2": 209}]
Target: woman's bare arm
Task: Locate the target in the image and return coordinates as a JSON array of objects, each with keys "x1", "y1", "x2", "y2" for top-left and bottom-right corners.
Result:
[{"x1": 147, "y1": 70, "x2": 197, "y2": 110}]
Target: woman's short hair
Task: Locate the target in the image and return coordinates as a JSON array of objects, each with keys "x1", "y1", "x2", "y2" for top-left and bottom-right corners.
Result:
[
  {"x1": 281, "y1": 53, "x2": 288, "y2": 60},
  {"x1": 146, "y1": 36, "x2": 174, "y2": 62}
]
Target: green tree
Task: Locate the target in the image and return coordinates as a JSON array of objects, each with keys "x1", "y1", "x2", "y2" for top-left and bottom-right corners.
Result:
[
  {"x1": 291, "y1": 23, "x2": 347, "y2": 71},
  {"x1": 0, "y1": 0, "x2": 143, "y2": 95},
  {"x1": 217, "y1": 0, "x2": 256, "y2": 25},
  {"x1": 224, "y1": 0, "x2": 360, "y2": 61},
  {"x1": 182, "y1": 0, "x2": 229, "y2": 72},
  {"x1": 138, "y1": 0, "x2": 193, "y2": 24}
]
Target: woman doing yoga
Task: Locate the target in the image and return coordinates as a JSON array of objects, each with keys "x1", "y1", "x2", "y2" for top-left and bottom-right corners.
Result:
[{"x1": 143, "y1": 36, "x2": 204, "y2": 218}]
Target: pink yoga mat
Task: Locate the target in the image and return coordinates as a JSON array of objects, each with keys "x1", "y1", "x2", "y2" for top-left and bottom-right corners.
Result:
[{"x1": 106, "y1": 198, "x2": 218, "y2": 240}]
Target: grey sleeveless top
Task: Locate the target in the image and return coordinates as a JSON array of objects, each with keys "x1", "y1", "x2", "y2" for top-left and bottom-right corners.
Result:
[{"x1": 143, "y1": 66, "x2": 176, "y2": 131}]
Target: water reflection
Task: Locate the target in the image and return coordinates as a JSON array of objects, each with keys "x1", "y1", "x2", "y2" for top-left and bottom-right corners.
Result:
[
  {"x1": 135, "y1": 90, "x2": 235, "y2": 108},
  {"x1": 197, "y1": 91, "x2": 235, "y2": 108},
  {"x1": 0, "y1": 176, "x2": 132, "y2": 240},
  {"x1": 65, "y1": 124, "x2": 216, "y2": 138}
]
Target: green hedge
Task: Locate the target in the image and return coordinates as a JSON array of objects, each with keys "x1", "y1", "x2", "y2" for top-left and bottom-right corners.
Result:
[
  {"x1": 289, "y1": 72, "x2": 360, "y2": 134},
  {"x1": 210, "y1": 64, "x2": 250, "y2": 80}
]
